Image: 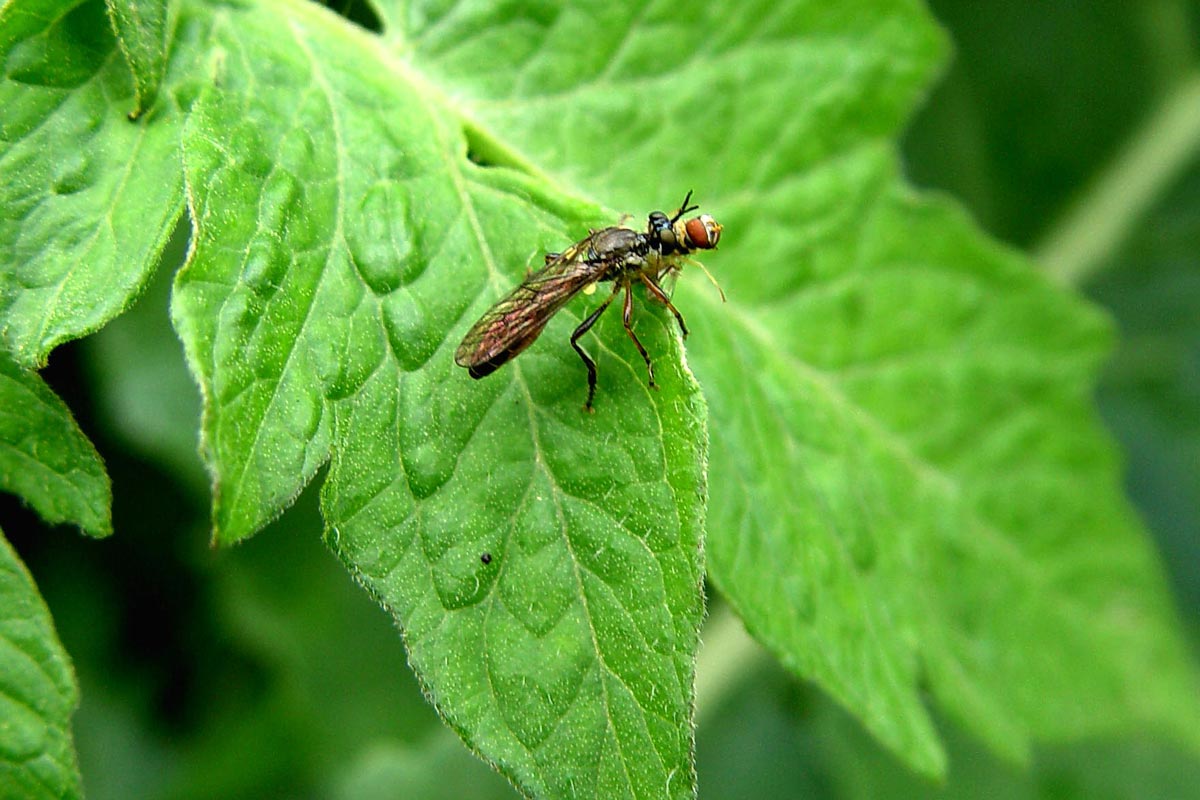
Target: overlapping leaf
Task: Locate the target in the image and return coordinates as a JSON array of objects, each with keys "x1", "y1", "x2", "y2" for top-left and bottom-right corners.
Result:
[
  {"x1": 104, "y1": 0, "x2": 171, "y2": 117},
  {"x1": 0, "y1": 355, "x2": 101, "y2": 797},
  {"x1": 0, "y1": 353, "x2": 111, "y2": 536},
  {"x1": 0, "y1": 535, "x2": 83, "y2": 800},
  {"x1": 693, "y1": 161, "x2": 1200, "y2": 770},
  {"x1": 0, "y1": 0, "x2": 193, "y2": 367}
]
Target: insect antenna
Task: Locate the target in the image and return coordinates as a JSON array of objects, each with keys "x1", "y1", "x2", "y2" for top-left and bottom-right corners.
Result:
[{"x1": 670, "y1": 190, "x2": 699, "y2": 224}]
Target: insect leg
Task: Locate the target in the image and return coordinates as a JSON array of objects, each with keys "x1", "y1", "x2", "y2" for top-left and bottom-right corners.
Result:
[
  {"x1": 571, "y1": 286, "x2": 619, "y2": 411},
  {"x1": 622, "y1": 282, "x2": 656, "y2": 389},
  {"x1": 641, "y1": 275, "x2": 689, "y2": 338}
]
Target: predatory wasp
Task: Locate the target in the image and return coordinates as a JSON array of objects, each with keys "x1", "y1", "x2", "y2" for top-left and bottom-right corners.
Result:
[{"x1": 454, "y1": 192, "x2": 724, "y2": 411}]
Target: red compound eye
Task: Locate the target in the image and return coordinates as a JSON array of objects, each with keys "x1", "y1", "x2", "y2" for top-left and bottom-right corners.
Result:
[{"x1": 684, "y1": 214, "x2": 721, "y2": 249}]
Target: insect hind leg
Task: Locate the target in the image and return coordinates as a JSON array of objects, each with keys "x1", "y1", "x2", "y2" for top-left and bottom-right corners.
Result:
[
  {"x1": 622, "y1": 282, "x2": 656, "y2": 389},
  {"x1": 571, "y1": 287, "x2": 618, "y2": 411}
]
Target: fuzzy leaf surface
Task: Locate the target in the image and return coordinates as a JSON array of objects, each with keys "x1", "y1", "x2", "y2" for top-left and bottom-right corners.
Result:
[
  {"x1": 390, "y1": 0, "x2": 1200, "y2": 776},
  {"x1": 0, "y1": 353, "x2": 111, "y2": 537},
  {"x1": 693, "y1": 161, "x2": 1200, "y2": 772},
  {"x1": 171, "y1": 1, "x2": 706, "y2": 797},
  {"x1": 0, "y1": 534, "x2": 82, "y2": 800},
  {"x1": 0, "y1": 0, "x2": 196, "y2": 366},
  {"x1": 104, "y1": 0, "x2": 171, "y2": 117}
]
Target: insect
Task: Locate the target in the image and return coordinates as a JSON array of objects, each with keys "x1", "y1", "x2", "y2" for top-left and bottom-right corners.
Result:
[{"x1": 454, "y1": 192, "x2": 723, "y2": 411}]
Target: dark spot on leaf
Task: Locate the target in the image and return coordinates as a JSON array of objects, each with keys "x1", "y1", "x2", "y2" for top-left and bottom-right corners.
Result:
[
  {"x1": 480, "y1": 552, "x2": 492, "y2": 564},
  {"x1": 317, "y1": 0, "x2": 382, "y2": 34}
]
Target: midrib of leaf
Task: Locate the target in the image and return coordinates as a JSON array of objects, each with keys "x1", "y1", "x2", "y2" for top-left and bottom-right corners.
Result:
[
  {"x1": 360, "y1": 0, "x2": 669, "y2": 563},
  {"x1": 510, "y1": 362, "x2": 681, "y2": 789},
  {"x1": 526, "y1": 389, "x2": 641, "y2": 795}
]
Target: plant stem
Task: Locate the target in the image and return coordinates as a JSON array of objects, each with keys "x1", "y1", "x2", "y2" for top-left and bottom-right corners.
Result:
[{"x1": 1036, "y1": 71, "x2": 1200, "y2": 288}]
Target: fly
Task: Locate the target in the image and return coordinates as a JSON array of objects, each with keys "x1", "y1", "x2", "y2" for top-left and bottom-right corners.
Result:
[{"x1": 454, "y1": 192, "x2": 723, "y2": 411}]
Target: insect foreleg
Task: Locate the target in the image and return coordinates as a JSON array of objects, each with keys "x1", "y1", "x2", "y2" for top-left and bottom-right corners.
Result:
[
  {"x1": 641, "y1": 274, "x2": 689, "y2": 338},
  {"x1": 571, "y1": 285, "x2": 619, "y2": 411},
  {"x1": 622, "y1": 282, "x2": 656, "y2": 390}
]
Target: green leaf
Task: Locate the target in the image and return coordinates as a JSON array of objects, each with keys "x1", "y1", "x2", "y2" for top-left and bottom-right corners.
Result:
[
  {"x1": 695, "y1": 156, "x2": 1200, "y2": 773},
  {"x1": 171, "y1": 2, "x2": 705, "y2": 797},
  {"x1": 403, "y1": 0, "x2": 941, "y2": 213},
  {"x1": 816, "y1": 685, "x2": 1200, "y2": 800},
  {"x1": 396, "y1": 0, "x2": 1200, "y2": 777},
  {"x1": 0, "y1": 352, "x2": 111, "y2": 537},
  {"x1": 0, "y1": 0, "x2": 188, "y2": 367},
  {"x1": 104, "y1": 0, "x2": 171, "y2": 118},
  {"x1": 0, "y1": 533, "x2": 83, "y2": 800}
]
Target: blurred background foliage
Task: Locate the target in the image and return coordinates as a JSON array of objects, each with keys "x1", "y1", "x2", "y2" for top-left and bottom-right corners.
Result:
[{"x1": 3, "y1": 1, "x2": 1198, "y2": 797}]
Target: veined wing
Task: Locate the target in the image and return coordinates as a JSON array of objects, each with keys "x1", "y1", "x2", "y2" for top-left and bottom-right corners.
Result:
[{"x1": 454, "y1": 234, "x2": 621, "y2": 378}]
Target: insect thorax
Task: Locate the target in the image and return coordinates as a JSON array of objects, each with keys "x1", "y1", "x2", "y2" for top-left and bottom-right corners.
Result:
[{"x1": 587, "y1": 227, "x2": 650, "y2": 278}]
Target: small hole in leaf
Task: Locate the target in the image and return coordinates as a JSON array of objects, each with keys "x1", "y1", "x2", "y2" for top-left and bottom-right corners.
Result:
[
  {"x1": 466, "y1": 145, "x2": 495, "y2": 168},
  {"x1": 462, "y1": 123, "x2": 535, "y2": 175},
  {"x1": 317, "y1": 0, "x2": 382, "y2": 34}
]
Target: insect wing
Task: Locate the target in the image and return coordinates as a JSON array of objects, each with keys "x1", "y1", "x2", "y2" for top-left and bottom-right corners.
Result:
[{"x1": 455, "y1": 240, "x2": 607, "y2": 378}]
